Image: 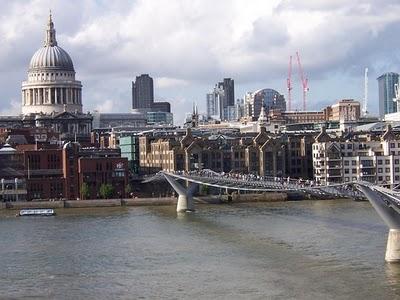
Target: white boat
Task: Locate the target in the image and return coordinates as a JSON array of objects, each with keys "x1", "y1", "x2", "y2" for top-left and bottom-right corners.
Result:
[{"x1": 17, "y1": 209, "x2": 56, "y2": 217}]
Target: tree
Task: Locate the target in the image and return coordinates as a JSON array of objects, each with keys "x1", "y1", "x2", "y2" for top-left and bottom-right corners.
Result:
[
  {"x1": 99, "y1": 183, "x2": 114, "y2": 199},
  {"x1": 81, "y1": 182, "x2": 90, "y2": 200},
  {"x1": 125, "y1": 183, "x2": 132, "y2": 196},
  {"x1": 200, "y1": 184, "x2": 209, "y2": 195}
]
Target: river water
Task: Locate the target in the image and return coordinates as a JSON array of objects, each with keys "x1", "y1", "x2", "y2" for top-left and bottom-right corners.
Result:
[{"x1": 0, "y1": 199, "x2": 399, "y2": 299}]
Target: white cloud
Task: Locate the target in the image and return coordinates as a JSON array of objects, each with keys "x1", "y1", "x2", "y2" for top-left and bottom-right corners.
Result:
[
  {"x1": 0, "y1": 99, "x2": 21, "y2": 115},
  {"x1": 0, "y1": 0, "x2": 400, "y2": 122},
  {"x1": 94, "y1": 99, "x2": 114, "y2": 113},
  {"x1": 155, "y1": 77, "x2": 189, "y2": 89}
]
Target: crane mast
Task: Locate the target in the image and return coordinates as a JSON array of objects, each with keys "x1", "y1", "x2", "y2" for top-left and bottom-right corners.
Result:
[
  {"x1": 363, "y1": 67, "x2": 369, "y2": 116},
  {"x1": 296, "y1": 51, "x2": 309, "y2": 111},
  {"x1": 286, "y1": 55, "x2": 292, "y2": 111}
]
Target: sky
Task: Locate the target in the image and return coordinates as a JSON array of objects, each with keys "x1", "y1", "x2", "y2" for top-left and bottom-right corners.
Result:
[{"x1": 1, "y1": 0, "x2": 400, "y2": 124}]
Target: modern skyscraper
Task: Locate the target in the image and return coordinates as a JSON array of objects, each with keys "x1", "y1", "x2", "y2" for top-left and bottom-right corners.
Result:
[
  {"x1": 377, "y1": 72, "x2": 399, "y2": 118},
  {"x1": 132, "y1": 74, "x2": 154, "y2": 111},
  {"x1": 221, "y1": 78, "x2": 235, "y2": 107},
  {"x1": 206, "y1": 78, "x2": 235, "y2": 121}
]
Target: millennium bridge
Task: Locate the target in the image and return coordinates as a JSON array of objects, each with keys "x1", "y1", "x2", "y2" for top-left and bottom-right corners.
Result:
[{"x1": 145, "y1": 170, "x2": 400, "y2": 263}]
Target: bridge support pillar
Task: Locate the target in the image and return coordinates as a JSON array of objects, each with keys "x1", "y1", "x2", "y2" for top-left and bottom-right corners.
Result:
[
  {"x1": 386, "y1": 229, "x2": 400, "y2": 263},
  {"x1": 162, "y1": 173, "x2": 197, "y2": 213},
  {"x1": 357, "y1": 184, "x2": 400, "y2": 263}
]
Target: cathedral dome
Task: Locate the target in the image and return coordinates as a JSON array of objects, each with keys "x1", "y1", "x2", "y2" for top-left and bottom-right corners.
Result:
[
  {"x1": 29, "y1": 46, "x2": 74, "y2": 71},
  {"x1": 22, "y1": 13, "x2": 83, "y2": 116},
  {"x1": 28, "y1": 13, "x2": 74, "y2": 72}
]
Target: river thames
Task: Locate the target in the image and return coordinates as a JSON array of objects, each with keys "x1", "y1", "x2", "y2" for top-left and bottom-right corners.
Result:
[{"x1": 0, "y1": 199, "x2": 399, "y2": 299}]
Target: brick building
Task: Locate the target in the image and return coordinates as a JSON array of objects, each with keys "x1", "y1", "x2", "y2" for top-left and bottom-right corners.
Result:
[
  {"x1": 139, "y1": 128, "x2": 314, "y2": 179},
  {"x1": 21, "y1": 142, "x2": 128, "y2": 200}
]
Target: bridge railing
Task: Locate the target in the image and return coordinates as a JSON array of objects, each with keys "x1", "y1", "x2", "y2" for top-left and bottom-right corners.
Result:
[{"x1": 160, "y1": 170, "x2": 365, "y2": 199}]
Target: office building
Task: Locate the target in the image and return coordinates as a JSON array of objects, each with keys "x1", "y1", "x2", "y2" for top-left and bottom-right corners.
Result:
[
  {"x1": 377, "y1": 72, "x2": 399, "y2": 118},
  {"x1": 221, "y1": 78, "x2": 235, "y2": 107},
  {"x1": 244, "y1": 88, "x2": 286, "y2": 120},
  {"x1": 151, "y1": 102, "x2": 171, "y2": 113},
  {"x1": 132, "y1": 74, "x2": 154, "y2": 112},
  {"x1": 147, "y1": 111, "x2": 173, "y2": 125},
  {"x1": 206, "y1": 78, "x2": 235, "y2": 121},
  {"x1": 324, "y1": 99, "x2": 361, "y2": 122}
]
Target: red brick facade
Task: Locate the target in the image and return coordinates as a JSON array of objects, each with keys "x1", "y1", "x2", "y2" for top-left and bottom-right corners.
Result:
[{"x1": 23, "y1": 143, "x2": 128, "y2": 200}]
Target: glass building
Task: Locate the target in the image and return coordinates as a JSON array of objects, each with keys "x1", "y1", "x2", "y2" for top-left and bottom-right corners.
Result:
[
  {"x1": 119, "y1": 135, "x2": 140, "y2": 174},
  {"x1": 146, "y1": 111, "x2": 173, "y2": 125},
  {"x1": 377, "y1": 72, "x2": 399, "y2": 118}
]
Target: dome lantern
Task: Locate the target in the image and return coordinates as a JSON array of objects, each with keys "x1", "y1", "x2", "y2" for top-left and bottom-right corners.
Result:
[{"x1": 45, "y1": 11, "x2": 57, "y2": 47}]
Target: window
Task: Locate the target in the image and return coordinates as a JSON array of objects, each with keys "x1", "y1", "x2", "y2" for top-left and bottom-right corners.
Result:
[
  {"x1": 396, "y1": 159, "x2": 399, "y2": 164},
  {"x1": 395, "y1": 167, "x2": 399, "y2": 172},
  {"x1": 345, "y1": 169, "x2": 349, "y2": 174},
  {"x1": 352, "y1": 169, "x2": 357, "y2": 174},
  {"x1": 378, "y1": 160, "x2": 383, "y2": 165},
  {"x1": 347, "y1": 144, "x2": 352, "y2": 149},
  {"x1": 352, "y1": 161, "x2": 357, "y2": 166},
  {"x1": 386, "y1": 168, "x2": 390, "y2": 172},
  {"x1": 344, "y1": 161, "x2": 349, "y2": 166},
  {"x1": 391, "y1": 143, "x2": 396, "y2": 148},
  {"x1": 378, "y1": 176, "x2": 383, "y2": 181},
  {"x1": 386, "y1": 176, "x2": 391, "y2": 181},
  {"x1": 378, "y1": 168, "x2": 383, "y2": 173},
  {"x1": 385, "y1": 159, "x2": 390, "y2": 164}
]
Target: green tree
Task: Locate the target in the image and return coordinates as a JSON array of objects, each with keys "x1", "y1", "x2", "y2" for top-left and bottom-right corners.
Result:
[
  {"x1": 81, "y1": 182, "x2": 90, "y2": 200},
  {"x1": 200, "y1": 184, "x2": 209, "y2": 195},
  {"x1": 99, "y1": 183, "x2": 114, "y2": 199},
  {"x1": 125, "y1": 183, "x2": 132, "y2": 196}
]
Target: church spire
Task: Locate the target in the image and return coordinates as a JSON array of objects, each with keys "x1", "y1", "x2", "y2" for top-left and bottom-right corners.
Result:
[{"x1": 44, "y1": 10, "x2": 57, "y2": 46}]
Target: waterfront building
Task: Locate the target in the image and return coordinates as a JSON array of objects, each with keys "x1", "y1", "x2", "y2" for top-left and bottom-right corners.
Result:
[
  {"x1": 378, "y1": 72, "x2": 399, "y2": 119},
  {"x1": 132, "y1": 74, "x2": 154, "y2": 112},
  {"x1": 139, "y1": 127, "x2": 314, "y2": 178},
  {"x1": 313, "y1": 125, "x2": 400, "y2": 186},
  {"x1": 22, "y1": 142, "x2": 128, "y2": 200},
  {"x1": 0, "y1": 144, "x2": 27, "y2": 201}
]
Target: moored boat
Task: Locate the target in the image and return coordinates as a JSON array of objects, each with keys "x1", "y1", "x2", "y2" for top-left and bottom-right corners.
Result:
[{"x1": 17, "y1": 209, "x2": 56, "y2": 217}]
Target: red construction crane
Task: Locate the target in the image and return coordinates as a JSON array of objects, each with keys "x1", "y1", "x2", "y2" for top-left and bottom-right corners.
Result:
[
  {"x1": 296, "y1": 51, "x2": 309, "y2": 111},
  {"x1": 286, "y1": 55, "x2": 292, "y2": 111}
]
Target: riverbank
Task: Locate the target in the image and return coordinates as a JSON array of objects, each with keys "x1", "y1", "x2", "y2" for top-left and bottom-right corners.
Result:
[{"x1": 0, "y1": 192, "x2": 289, "y2": 210}]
